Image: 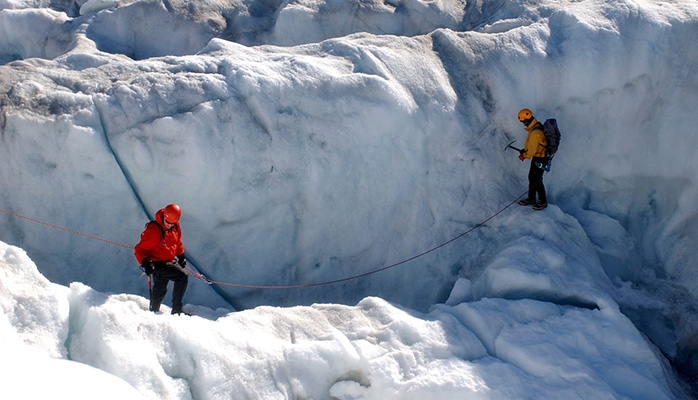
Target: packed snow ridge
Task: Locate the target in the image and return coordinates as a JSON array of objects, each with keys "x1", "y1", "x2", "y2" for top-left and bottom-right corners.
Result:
[{"x1": 1, "y1": 0, "x2": 698, "y2": 398}]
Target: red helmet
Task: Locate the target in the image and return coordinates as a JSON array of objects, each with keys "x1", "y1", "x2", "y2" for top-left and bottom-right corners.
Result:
[{"x1": 163, "y1": 204, "x2": 181, "y2": 223}]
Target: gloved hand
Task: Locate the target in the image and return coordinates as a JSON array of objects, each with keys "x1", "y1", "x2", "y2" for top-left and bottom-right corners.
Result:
[
  {"x1": 177, "y1": 254, "x2": 187, "y2": 269},
  {"x1": 518, "y1": 153, "x2": 525, "y2": 161},
  {"x1": 141, "y1": 258, "x2": 154, "y2": 275}
]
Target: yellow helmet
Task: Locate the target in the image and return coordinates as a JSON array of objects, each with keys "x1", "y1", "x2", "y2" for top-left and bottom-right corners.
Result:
[{"x1": 517, "y1": 108, "x2": 533, "y2": 122}]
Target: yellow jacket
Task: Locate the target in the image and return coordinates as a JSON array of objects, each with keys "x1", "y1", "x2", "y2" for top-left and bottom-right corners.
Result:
[{"x1": 523, "y1": 118, "x2": 547, "y2": 159}]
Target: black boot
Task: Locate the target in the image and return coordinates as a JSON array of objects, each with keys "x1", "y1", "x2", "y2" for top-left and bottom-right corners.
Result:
[{"x1": 533, "y1": 202, "x2": 547, "y2": 210}]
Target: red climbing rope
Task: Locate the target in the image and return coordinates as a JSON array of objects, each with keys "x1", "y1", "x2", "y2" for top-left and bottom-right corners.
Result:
[
  {"x1": 0, "y1": 208, "x2": 133, "y2": 249},
  {"x1": 1, "y1": 188, "x2": 529, "y2": 289}
]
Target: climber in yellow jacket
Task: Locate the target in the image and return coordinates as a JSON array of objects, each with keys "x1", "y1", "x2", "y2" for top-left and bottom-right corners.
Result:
[{"x1": 516, "y1": 108, "x2": 548, "y2": 210}]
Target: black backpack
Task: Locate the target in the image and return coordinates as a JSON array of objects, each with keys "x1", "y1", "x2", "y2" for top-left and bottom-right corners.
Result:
[{"x1": 542, "y1": 119, "x2": 561, "y2": 158}]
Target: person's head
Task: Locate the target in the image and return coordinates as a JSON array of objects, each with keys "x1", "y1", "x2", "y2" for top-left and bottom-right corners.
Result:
[
  {"x1": 162, "y1": 203, "x2": 181, "y2": 228},
  {"x1": 517, "y1": 108, "x2": 534, "y2": 127}
]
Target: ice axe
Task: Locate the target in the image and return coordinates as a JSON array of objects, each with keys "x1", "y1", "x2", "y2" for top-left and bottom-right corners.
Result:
[{"x1": 505, "y1": 140, "x2": 523, "y2": 153}]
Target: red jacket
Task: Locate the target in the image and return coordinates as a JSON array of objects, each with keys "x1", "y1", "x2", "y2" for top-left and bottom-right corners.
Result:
[{"x1": 134, "y1": 209, "x2": 184, "y2": 264}]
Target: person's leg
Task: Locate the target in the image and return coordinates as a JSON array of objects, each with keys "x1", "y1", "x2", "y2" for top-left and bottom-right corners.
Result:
[
  {"x1": 531, "y1": 158, "x2": 547, "y2": 204},
  {"x1": 537, "y1": 179, "x2": 547, "y2": 204},
  {"x1": 150, "y1": 273, "x2": 168, "y2": 312},
  {"x1": 170, "y1": 271, "x2": 188, "y2": 314},
  {"x1": 527, "y1": 161, "x2": 539, "y2": 202}
]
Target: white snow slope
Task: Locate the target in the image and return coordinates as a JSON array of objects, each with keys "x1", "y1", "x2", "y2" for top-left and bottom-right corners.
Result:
[{"x1": 1, "y1": 0, "x2": 697, "y2": 398}]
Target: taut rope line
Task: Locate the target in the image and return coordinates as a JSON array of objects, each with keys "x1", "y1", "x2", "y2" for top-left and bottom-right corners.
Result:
[
  {"x1": 0, "y1": 188, "x2": 529, "y2": 289},
  {"x1": 207, "y1": 189, "x2": 529, "y2": 289},
  {"x1": 0, "y1": 208, "x2": 133, "y2": 249}
]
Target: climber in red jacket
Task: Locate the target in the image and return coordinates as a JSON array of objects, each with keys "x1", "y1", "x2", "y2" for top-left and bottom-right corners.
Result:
[{"x1": 134, "y1": 204, "x2": 189, "y2": 315}]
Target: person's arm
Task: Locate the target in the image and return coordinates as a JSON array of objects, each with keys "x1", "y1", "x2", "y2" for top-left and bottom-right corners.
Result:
[
  {"x1": 522, "y1": 133, "x2": 536, "y2": 159},
  {"x1": 134, "y1": 224, "x2": 161, "y2": 264}
]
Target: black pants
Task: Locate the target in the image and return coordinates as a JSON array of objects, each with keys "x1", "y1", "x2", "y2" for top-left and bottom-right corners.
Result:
[
  {"x1": 527, "y1": 157, "x2": 547, "y2": 204},
  {"x1": 150, "y1": 262, "x2": 188, "y2": 313}
]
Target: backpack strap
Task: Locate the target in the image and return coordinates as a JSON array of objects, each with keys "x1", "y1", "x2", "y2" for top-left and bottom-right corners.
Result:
[{"x1": 145, "y1": 220, "x2": 165, "y2": 243}]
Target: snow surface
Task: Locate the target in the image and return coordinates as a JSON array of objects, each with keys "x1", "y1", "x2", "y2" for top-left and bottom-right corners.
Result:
[
  {"x1": 1, "y1": 0, "x2": 697, "y2": 398},
  {"x1": 0, "y1": 240, "x2": 678, "y2": 399}
]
